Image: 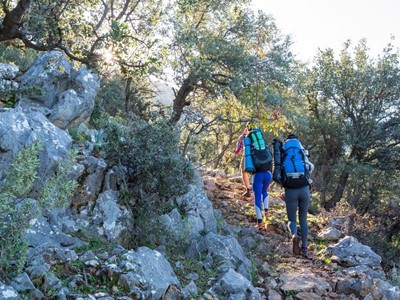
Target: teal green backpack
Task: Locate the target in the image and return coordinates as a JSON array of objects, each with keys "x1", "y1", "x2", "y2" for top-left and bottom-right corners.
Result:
[{"x1": 247, "y1": 128, "x2": 272, "y2": 173}]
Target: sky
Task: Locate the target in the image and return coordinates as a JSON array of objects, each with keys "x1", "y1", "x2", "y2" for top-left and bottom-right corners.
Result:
[{"x1": 253, "y1": 0, "x2": 400, "y2": 62}]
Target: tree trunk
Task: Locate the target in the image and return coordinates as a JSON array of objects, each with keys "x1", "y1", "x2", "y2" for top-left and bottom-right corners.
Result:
[
  {"x1": 181, "y1": 132, "x2": 191, "y2": 157},
  {"x1": 0, "y1": 0, "x2": 31, "y2": 41},
  {"x1": 125, "y1": 77, "x2": 132, "y2": 113},
  {"x1": 324, "y1": 170, "x2": 349, "y2": 211},
  {"x1": 170, "y1": 77, "x2": 194, "y2": 125},
  {"x1": 386, "y1": 220, "x2": 400, "y2": 242}
]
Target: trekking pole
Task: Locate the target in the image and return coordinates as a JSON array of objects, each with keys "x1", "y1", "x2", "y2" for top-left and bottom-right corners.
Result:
[{"x1": 255, "y1": 78, "x2": 259, "y2": 110}]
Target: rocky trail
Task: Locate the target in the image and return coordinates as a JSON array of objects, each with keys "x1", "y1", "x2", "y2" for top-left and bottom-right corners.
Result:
[{"x1": 201, "y1": 169, "x2": 399, "y2": 300}]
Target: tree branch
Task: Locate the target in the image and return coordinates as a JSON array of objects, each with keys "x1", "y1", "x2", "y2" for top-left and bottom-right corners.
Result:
[{"x1": 0, "y1": 0, "x2": 31, "y2": 41}]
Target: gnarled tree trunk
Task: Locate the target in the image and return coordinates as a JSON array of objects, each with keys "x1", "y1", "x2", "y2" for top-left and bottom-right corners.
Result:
[
  {"x1": 324, "y1": 170, "x2": 349, "y2": 211},
  {"x1": 170, "y1": 77, "x2": 195, "y2": 125}
]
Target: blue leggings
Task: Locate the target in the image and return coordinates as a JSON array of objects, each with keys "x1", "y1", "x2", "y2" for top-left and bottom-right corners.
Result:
[
  {"x1": 285, "y1": 186, "x2": 310, "y2": 248},
  {"x1": 252, "y1": 171, "x2": 272, "y2": 220}
]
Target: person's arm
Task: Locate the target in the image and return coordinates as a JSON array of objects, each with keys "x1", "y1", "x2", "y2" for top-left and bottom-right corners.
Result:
[
  {"x1": 234, "y1": 134, "x2": 244, "y2": 155},
  {"x1": 302, "y1": 149, "x2": 314, "y2": 173}
]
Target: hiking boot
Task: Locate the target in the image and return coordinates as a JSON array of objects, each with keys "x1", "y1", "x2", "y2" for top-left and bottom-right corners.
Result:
[
  {"x1": 264, "y1": 210, "x2": 269, "y2": 219},
  {"x1": 242, "y1": 188, "x2": 251, "y2": 197},
  {"x1": 292, "y1": 235, "x2": 300, "y2": 256},
  {"x1": 300, "y1": 247, "x2": 310, "y2": 259},
  {"x1": 257, "y1": 220, "x2": 264, "y2": 231}
]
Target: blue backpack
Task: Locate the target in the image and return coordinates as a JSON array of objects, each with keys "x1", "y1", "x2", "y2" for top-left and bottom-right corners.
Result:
[{"x1": 282, "y1": 138, "x2": 309, "y2": 188}]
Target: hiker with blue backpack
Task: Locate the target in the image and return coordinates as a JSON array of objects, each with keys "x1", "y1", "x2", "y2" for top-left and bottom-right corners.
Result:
[
  {"x1": 243, "y1": 122, "x2": 273, "y2": 230},
  {"x1": 272, "y1": 133, "x2": 314, "y2": 258}
]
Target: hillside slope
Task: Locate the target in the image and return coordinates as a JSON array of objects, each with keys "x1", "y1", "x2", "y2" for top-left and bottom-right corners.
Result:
[{"x1": 201, "y1": 168, "x2": 400, "y2": 299}]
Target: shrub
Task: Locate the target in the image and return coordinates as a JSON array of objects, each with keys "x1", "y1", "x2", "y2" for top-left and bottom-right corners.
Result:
[
  {"x1": 99, "y1": 115, "x2": 194, "y2": 249},
  {"x1": 39, "y1": 149, "x2": 78, "y2": 208},
  {"x1": 0, "y1": 143, "x2": 41, "y2": 279},
  {"x1": 102, "y1": 115, "x2": 193, "y2": 202},
  {"x1": 94, "y1": 77, "x2": 153, "y2": 120},
  {"x1": 0, "y1": 142, "x2": 77, "y2": 280},
  {"x1": 95, "y1": 78, "x2": 126, "y2": 117},
  {"x1": 0, "y1": 44, "x2": 38, "y2": 71}
]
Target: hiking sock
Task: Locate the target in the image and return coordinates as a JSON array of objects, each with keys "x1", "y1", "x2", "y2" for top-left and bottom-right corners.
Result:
[{"x1": 263, "y1": 196, "x2": 269, "y2": 210}]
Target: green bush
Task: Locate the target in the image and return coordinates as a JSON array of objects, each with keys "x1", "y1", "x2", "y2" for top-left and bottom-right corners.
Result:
[
  {"x1": 95, "y1": 78, "x2": 126, "y2": 117},
  {"x1": 98, "y1": 115, "x2": 194, "y2": 248},
  {"x1": 39, "y1": 150, "x2": 78, "y2": 208},
  {"x1": 102, "y1": 115, "x2": 193, "y2": 202},
  {"x1": 0, "y1": 143, "x2": 41, "y2": 279},
  {"x1": 94, "y1": 77, "x2": 152, "y2": 121},
  {"x1": 0, "y1": 142, "x2": 77, "y2": 280},
  {"x1": 0, "y1": 44, "x2": 38, "y2": 71}
]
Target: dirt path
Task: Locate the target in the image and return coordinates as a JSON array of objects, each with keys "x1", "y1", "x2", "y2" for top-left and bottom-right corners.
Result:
[{"x1": 202, "y1": 170, "x2": 355, "y2": 299}]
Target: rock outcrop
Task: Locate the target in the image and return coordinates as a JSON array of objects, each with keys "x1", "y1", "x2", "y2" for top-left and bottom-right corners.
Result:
[{"x1": 16, "y1": 50, "x2": 100, "y2": 129}]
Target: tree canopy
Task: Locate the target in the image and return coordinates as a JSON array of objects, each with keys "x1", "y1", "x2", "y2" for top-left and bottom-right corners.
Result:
[
  {"x1": 303, "y1": 40, "x2": 400, "y2": 211},
  {"x1": 165, "y1": 0, "x2": 293, "y2": 124},
  {"x1": 0, "y1": 0, "x2": 163, "y2": 69}
]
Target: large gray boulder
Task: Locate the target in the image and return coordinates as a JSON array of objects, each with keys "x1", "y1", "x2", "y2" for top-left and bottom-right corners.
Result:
[
  {"x1": 118, "y1": 247, "x2": 181, "y2": 299},
  {"x1": 46, "y1": 190, "x2": 133, "y2": 243},
  {"x1": 0, "y1": 282, "x2": 19, "y2": 300},
  {"x1": 0, "y1": 63, "x2": 19, "y2": 95},
  {"x1": 174, "y1": 182, "x2": 218, "y2": 235},
  {"x1": 183, "y1": 230, "x2": 254, "y2": 283},
  {"x1": 210, "y1": 269, "x2": 261, "y2": 300},
  {"x1": 80, "y1": 190, "x2": 133, "y2": 242},
  {"x1": 16, "y1": 51, "x2": 100, "y2": 129},
  {"x1": 0, "y1": 108, "x2": 72, "y2": 191},
  {"x1": 26, "y1": 212, "x2": 86, "y2": 249},
  {"x1": 327, "y1": 236, "x2": 382, "y2": 267}
]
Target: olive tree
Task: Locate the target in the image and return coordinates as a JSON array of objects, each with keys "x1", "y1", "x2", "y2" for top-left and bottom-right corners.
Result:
[
  {"x1": 0, "y1": 0, "x2": 162, "y2": 65},
  {"x1": 163, "y1": 0, "x2": 294, "y2": 125},
  {"x1": 304, "y1": 40, "x2": 400, "y2": 211},
  {"x1": 1, "y1": 0, "x2": 168, "y2": 118}
]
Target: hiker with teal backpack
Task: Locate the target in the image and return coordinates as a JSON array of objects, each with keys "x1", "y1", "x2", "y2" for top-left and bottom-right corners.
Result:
[
  {"x1": 243, "y1": 121, "x2": 273, "y2": 230},
  {"x1": 234, "y1": 126, "x2": 252, "y2": 197},
  {"x1": 272, "y1": 133, "x2": 314, "y2": 257}
]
